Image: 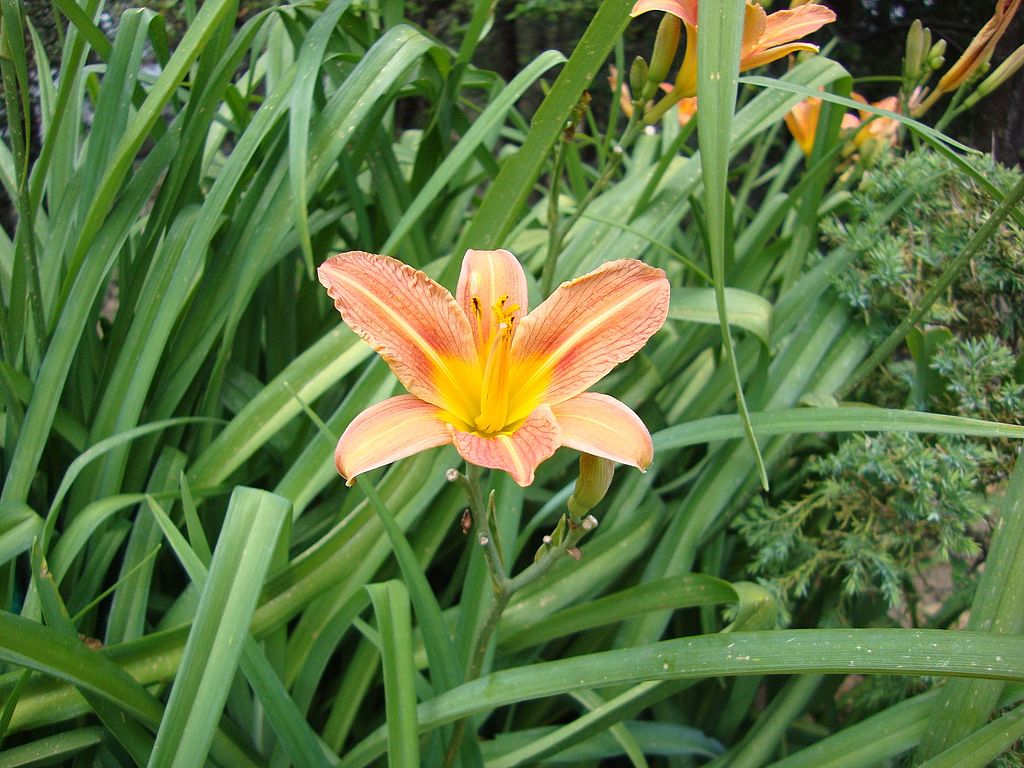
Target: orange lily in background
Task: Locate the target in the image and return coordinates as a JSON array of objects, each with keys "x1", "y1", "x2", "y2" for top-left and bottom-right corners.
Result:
[
  {"x1": 630, "y1": 0, "x2": 836, "y2": 76},
  {"x1": 847, "y1": 95, "x2": 901, "y2": 148},
  {"x1": 608, "y1": 65, "x2": 697, "y2": 126},
  {"x1": 783, "y1": 96, "x2": 822, "y2": 155},
  {"x1": 784, "y1": 93, "x2": 900, "y2": 158},
  {"x1": 318, "y1": 250, "x2": 670, "y2": 486}
]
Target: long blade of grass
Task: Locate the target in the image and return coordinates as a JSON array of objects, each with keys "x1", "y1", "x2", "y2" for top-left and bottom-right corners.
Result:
[
  {"x1": 147, "y1": 487, "x2": 289, "y2": 768},
  {"x1": 146, "y1": 494, "x2": 334, "y2": 768},
  {"x1": 915, "y1": 449, "x2": 1024, "y2": 759},
  {"x1": 366, "y1": 582, "x2": 420, "y2": 767},
  {"x1": 696, "y1": 0, "x2": 768, "y2": 490},
  {"x1": 653, "y1": 406, "x2": 1024, "y2": 451},
  {"x1": 289, "y1": 0, "x2": 355, "y2": 276},
  {"x1": 382, "y1": 49, "x2": 566, "y2": 255},
  {"x1": 452, "y1": 0, "x2": 632, "y2": 278},
  {"x1": 340, "y1": 627, "x2": 1024, "y2": 767}
]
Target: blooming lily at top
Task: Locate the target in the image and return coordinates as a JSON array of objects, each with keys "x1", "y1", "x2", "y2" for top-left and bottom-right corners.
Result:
[
  {"x1": 629, "y1": 0, "x2": 837, "y2": 87},
  {"x1": 318, "y1": 250, "x2": 670, "y2": 487}
]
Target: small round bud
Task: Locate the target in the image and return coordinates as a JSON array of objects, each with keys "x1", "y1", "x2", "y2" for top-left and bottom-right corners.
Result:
[
  {"x1": 582, "y1": 515, "x2": 599, "y2": 531},
  {"x1": 446, "y1": 468, "x2": 460, "y2": 482},
  {"x1": 479, "y1": 535, "x2": 489, "y2": 546}
]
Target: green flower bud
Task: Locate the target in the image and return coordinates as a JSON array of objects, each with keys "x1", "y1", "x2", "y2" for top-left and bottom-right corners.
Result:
[
  {"x1": 648, "y1": 12, "x2": 681, "y2": 86},
  {"x1": 903, "y1": 19, "x2": 926, "y2": 81},
  {"x1": 629, "y1": 55, "x2": 649, "y2": 99},
  {"x1": 567, "y1": 454, "x2": 615, "y2": 518},
  {"x1": 927, "y1": 39, "x2": 947, "y2": 71}
]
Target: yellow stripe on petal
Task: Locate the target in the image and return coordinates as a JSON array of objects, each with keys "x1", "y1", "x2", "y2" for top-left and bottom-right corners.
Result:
[
  {"x1": 318, "y1": 251, "x2": 478, "y2": 423},
  {"x1": 455, "y1": 249, "x2": 529, "y2": 357},
  {"x1": 551, "y1": 393, "x2": 654, "y2": 471},
  {"x1": 335, "y1": 395, "x2": 452, "y2": 484},
  {"x1": 509, "y1": 259, "x2": 670, "y2": 409},
  {"x1": 452, "y1": 405, "x2": 561, "y2": 487}
]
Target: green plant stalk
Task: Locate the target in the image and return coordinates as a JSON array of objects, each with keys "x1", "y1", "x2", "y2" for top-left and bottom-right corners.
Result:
[
  {"x1": 544, "y1": 118, "x2": 642, "y2": 292},
  {"x1": 452, "y1": 0, "x2": 633, "y2": 278},
  {"x1": 443, "y1": 465, "x2": 598, "y2": 765},
  {"x1": 836, "y1": 172, "x2": 1024, "y2": 401},
  {"x1": 541, "y1": 135, "x2": 569, "y2": 297},
  {"x1": 0, "y1": 0, "x2": 46, "y2": 367}
]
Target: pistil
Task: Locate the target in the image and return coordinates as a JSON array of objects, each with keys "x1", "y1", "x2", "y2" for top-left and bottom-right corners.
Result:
[{"x1": 474, "y1": 297, "x2": 518, "y2": 434}]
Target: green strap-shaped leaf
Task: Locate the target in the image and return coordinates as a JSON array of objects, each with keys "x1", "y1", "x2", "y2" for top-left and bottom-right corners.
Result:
[
  {"x1": 915, "y1": 450, "x2": 1024, "y2": 759},
  {"x1": 340, "y1": 628, "x2": 1024, "y2": 768},
  {"x1": 451, "y1": 0, "x2": 632, "y2": 279},
  {"x1": 654, "y1": 406, "x2": 1024, "y2": 451},
  {"x1": 145, "y1": 496, "x2": 334, "y2": 768},
  {"x1": 669, "y1": 287, "x2": 772, "y2": 345},
  {"x1": 382, "y1": 49, "x2": 566, "y2": 255},
  {"x1": 366, "y1": 581, "x2": 420, "y2": 768},
  {"x1": 289, "y1": 0, "x2": 355, "y2": 276},
  {"x1": 697, "y1": 0, "x2": 768, "y2": 490},
  {"x1": 147, "y1": 487, "x2": 289, "y2": 768}
]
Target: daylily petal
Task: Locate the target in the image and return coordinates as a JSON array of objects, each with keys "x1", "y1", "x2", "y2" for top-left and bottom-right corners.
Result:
[
  {"x1": 938, "y1": 0, "x2": 1021, "y2": 92},
  {"x1": 759, "y1": 4, "x2": 836, "y2": 48},
  {"x1": 335, "y1": 395, "x2": 452, "y2": 485},
  {"x1": 740, "y1": 2, "x2": 768, "y2": 58},
  {"x1": 456, "y1": 249, "x2": 529, "y2": 357},
  {"x1": 630, "y1": 0, "x2": 697, "y2": 25},
  {"x1": 510, "y1": 260, "x2": 670, "y2": 410},
  {"x1": 741, "y1": 41, "x2": 819, "y2": 70},
  {"x1": 318, "y1": 252, "x2": 478, "y2": 420},
  {"x1": 551, "y1": 393, "x2": 654, "y2": 470},
  {"x1": 784, "y1": 97, "x2": 822, "y2": 156},
  {"x1": 452, "y1": 405, "x2": 561, "y2": 487}
]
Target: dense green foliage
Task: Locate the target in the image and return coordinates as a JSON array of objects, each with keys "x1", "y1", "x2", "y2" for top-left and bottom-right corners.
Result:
[{"x1": 0, "y1": 0, "x2": 1023, "y2": 766}]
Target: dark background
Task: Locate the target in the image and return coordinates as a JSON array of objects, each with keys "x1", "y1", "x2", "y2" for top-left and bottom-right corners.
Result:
[{"x1": 16, "y1": 0, "x2": 1024, "y2": 164}]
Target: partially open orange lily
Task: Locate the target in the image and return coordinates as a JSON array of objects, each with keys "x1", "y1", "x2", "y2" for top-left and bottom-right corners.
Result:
[
  {"x1": 318, "y1": 250, "x2": 670, "y2": 487},
  {"x1": 630, "y1": 0, "x2": 836, "y2": 78}
]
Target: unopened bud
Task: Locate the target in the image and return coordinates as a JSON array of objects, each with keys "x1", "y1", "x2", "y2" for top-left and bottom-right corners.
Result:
[
  {"x1": 567, "y1": 454, "x2": 615, "y2": 517},
  {"x1": 446, "y1": 468, "x2": 460, "y2": 482},
  {"x1": 630, "y1": 56, "x2": 649, "y2": 99},
  {"x1": 582, "y1": 515, "x2": 599, "y2": 531},
  {"x1": 479, "y1": 535, "x2": 489, "y2": 546},
  {"x1": 903, "y1": 19, "x2": 926, "y2": 81},
  {"x1": 567, "y1": 547, "x2": 583, "y2": 561},
  {"x1": 648, "y1": 13, "x2": 681, "y2": 85},
  {"x1": 927, "y1": 39, "x2": 946, "y2": 72}
]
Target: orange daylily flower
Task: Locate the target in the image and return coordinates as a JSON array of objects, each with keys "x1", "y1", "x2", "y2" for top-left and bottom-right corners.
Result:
[
  {"x1": 318, "y1": 250, "x2": 670, "y2": 487},
  {"x1": 783, "y1": 96, "x2": 822, "y2": 155},
  {"x1": 784, "y1": 93, "x2": 900, "y2": 158},
  {"x1": 846, "y1": 94, "x2": 901, "y2": 148},
  {"x1": 937, "y1": 0, "x2": 1022, "y2": 94},
  {"x1": 630, "y1": 0, "x2": 836, "y2": 79}
]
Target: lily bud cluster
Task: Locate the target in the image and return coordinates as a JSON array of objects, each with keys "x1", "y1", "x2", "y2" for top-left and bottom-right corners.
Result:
[{"x1": 910, "y1": 0, "x2": 1024, "y2": 118}]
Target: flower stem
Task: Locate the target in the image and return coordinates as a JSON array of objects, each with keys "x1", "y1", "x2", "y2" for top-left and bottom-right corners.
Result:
[
  {"x1": 442, "y1": 470, "x2": 598, "y2": 766},
  {"x1": 540, "y1": 117, "x2": 642, "y2": 296}
]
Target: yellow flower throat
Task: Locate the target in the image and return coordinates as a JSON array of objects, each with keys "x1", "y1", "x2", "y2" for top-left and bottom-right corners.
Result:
[{"x1": 473, "y1": 295, "x2": 518, "y2": 435}]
